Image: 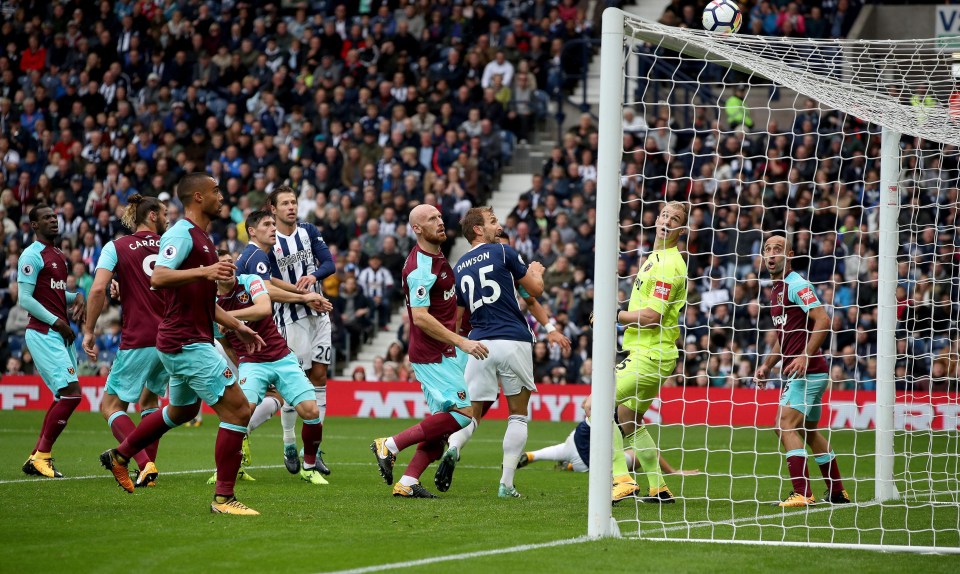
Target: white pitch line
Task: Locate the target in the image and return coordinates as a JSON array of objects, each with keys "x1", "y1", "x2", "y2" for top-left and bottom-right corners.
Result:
[
  {"x1": 0, "y1": 462, "x2": 502, "y2": 485},
  {"x1": 315, "y1": 537, "x2": 591, "y2": 574}
]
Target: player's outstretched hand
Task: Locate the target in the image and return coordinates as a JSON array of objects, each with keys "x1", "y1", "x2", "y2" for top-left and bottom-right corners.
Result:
[
  {"x1": 547, "y1": 330, "x2": 572, "y2": 352},
  {"x1": 296, "y1": 274, "x2": 317, "y2": 291},
  {"x1": 458, "y1": 339, "x2": 489, "y2": 360},
  {"x1": 53, "y1": 318, "x2": 76, "y2": 345},
  {"x1": 109, "y1": 279, "x2": 121, "y2": 301},
  {"x1": 81, "y1": 332, "x2": 98, "y2": 361},
  {"x1": 304, "y1": 293, "x2": 333, "y2": 313},
  {"x1": 205, "y1": 261, "x2": 237, "y2": 282},
  {"x1": 234, "y1": 323, "x2": 266, "y2": 354}
]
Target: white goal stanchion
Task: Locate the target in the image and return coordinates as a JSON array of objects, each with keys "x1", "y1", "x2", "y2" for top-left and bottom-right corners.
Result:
[{"x1": 589, "y1": 7, "x2": 960, "y2": 552}]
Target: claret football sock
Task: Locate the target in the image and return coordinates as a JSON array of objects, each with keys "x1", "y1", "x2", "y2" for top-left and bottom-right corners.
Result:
[
  {"x1": 36, "y1": 395, "x2": 81, "y2": 452},
  {"x1": 108, "y1": 411, "x2": 151, "y2": 469},
  {"x1": 786, "y1": 449, "x2": 812, "y2": 497}
]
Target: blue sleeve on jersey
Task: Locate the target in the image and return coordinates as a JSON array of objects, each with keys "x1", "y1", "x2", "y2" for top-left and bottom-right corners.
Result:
[
  {"x1": 18, "y1": 282, "x2": 59, "y2": 325},
  {"x1": 96, "y1": 241, "x2": 118, "y2": 272},
  {"x1": 17, "y1": 247, "x2": 44, "y2": 287},
  {"x1": 502, "y1": 244, "x2": 529, "y2": 281},
  {"x1": 268, "y1": 249, "x2": 282, "y2": 278},
  {"x1": 238, "y1": 274, "x2": 269, "y2": 301},
  {"x1": 156, "y1": 222, "x2": 193, "y2": 270},
  {"x1": 66, "y1": 291, "x2": 78, "y2": 304},
  {"x1": 786, "y1": 273, "x2": 821, "y2": 313},
  {"x1": 242, "y1": 249, "x2": 273, "y2": 281},
  {"x1": 407, "y1": 252, "x2": 436, "y2": 308},
  {"x1": 305, "y1": 223, "x2": 336, "y2": 280}
]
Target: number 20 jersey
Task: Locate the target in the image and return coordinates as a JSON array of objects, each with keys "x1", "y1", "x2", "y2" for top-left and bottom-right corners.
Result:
[
  {"x1": 95, "y1": 230, "x2": 164, "y2": 350},
  {"x1": 454, "y1": 243, "x2": 533, "y2": 343}
]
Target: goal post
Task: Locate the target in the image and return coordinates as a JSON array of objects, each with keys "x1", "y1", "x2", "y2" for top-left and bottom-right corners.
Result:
[
  {"x1": 588, "y1": 6, "x2": 626, "y2": 540},
  {"x1": 589, "y1": 7, "x2": 960, "y2": 552}
]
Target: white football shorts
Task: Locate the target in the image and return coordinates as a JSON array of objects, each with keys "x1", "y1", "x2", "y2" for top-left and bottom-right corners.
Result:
[
  {"x1": 280, "y1": 314, "x2": 332, "y2": 367},
  {"x1": 464, "y1": 339, "x2": 535, "y2": 402}
]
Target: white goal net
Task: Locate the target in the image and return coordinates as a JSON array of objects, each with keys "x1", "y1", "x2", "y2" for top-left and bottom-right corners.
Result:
[{"x1": 589, "y1": 8, "x2": 960, "y2": 553}]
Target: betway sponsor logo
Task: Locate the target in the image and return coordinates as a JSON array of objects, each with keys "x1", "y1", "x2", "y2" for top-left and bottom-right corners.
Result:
[
  {"x1": 772, "y1": 314, "x2": 787, "y2": 326},
  {"x1": 50, "y1": 278, "x2": 67, "y2": 290},
  {"x1": 455, "y1": 250, "x2": 490, "y2": 273}
]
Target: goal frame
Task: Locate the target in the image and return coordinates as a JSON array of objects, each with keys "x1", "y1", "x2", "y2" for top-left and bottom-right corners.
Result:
[{"x1": 588, "y1": 7, "x2": 905, "y2": 542}]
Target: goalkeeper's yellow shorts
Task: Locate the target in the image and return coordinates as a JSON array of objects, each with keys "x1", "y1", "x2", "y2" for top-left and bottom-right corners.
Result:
[{"x1": 615, "y1": 353, "x2": 676, "y2": 415}]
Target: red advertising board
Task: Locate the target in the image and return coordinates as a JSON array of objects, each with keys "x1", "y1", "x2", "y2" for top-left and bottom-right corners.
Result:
[{"x1": 1, "y1": 376, "x2": 957, "y2": 430}]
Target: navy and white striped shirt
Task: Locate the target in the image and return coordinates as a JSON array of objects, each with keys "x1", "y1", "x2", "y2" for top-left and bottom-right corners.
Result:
[{"x1": 270, "y1": 222, "x2": 335, "y2": 326}]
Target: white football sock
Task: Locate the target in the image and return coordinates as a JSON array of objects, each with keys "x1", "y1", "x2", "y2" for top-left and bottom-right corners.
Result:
[
  {"x1": 530, "y1": 443, "x2": 572, "y2": 462},
  {"x1": 280, "y1": 404, "x2": 297, "y2": 446},
  {"x1": 249, "y1": 396, "x2": 281, "y2": 433},
  {"x1": 447, "y1": 418, "x2": 477, "y2": 454},
  {"x1": 500, "y1": 415, "x2": 528, "y2": 488},
  {"x1": 385, "y1": 436, "x2": 399, "y2": 454},
  {"x1": 314, "y1": 386, "x2": 327, "y2": 423},
  {"x1": 399, "y1": 475, "x2": 419, "y2": 487}
]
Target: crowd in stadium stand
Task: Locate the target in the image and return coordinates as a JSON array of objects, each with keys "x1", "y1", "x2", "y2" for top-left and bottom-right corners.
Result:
[
  {"x1": 0, "y1": 0, "x2": 603, "y2": 379},
  {"x1": 1, "y1": 0, "x2": 956, "y2": 393}
]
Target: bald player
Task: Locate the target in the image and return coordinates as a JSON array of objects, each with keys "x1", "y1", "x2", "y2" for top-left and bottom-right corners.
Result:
[
  {"x1": 100, "y1": 173, "x2": 265, "y2": 515},
  {"x1": 755, "y1": 233, "x2": 849, "y2": 507},
  {"x1": 370, "y1": 204, "x2": 488, "y2": 498}
]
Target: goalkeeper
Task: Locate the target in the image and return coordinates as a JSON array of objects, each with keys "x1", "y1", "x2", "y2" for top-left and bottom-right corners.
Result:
[{"x1": 609, "y1": 202, "x2": 689, "y2": 504}]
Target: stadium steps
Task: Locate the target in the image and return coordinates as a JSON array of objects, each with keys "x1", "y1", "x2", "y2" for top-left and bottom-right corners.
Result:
[{"x1": 343, "y1": 312, "x2": 407, "y2": 378}]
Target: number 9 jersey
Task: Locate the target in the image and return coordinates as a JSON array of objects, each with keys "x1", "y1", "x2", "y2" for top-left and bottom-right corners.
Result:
[
  {"x1": 96, "y1": 230, "x2": 164, "y2": 350},
  {"x1": 453, "y1": 243, "x2": 533, "y2": 343}
]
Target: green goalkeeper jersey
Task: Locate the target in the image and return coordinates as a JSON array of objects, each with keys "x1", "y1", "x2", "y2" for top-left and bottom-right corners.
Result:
[{"x1": 621, "y1": 246, "x2": 687, "y2": 361}]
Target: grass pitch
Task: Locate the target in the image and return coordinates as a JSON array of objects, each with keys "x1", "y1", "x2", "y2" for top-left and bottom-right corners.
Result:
[{"x1": 0, "y1": 411, "x2": 956, "y2": 573}]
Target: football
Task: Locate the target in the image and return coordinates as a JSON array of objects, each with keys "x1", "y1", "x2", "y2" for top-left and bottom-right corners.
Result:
[{"x1": 702, "y1": 0, "x2": 742, "y2": 34}]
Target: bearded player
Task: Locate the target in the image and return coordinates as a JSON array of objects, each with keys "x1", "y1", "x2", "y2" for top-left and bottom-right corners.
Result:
[
  {"x1": 19, "y1": 204, "x2": 86, "y2": 479},
  {"x1": 611, "y1": 201, "x2": 689, "y2": 504},
  {"x1": 370, "y1": 204, "x2": 489, "y2": 498},
  {"x1": 268, "y1": 186, "x2": 336, "y2": 475},
  {"x1": 755, "y1": 233, "x2": 849, "y2": 507},
  {"x1": 83, "y1": 194, "x2": 168, "y2": 488},
  {"x1": 214, "y1": 250, "x2": 333, "y2": 485},
  {"x1": 100, "y1": 173, "x2": 265, "y2": 515}
]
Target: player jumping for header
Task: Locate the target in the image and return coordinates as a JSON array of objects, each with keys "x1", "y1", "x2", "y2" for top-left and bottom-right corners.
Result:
[{"x1": 755, "y1": 233, "x2": 850, "y2": 507}]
